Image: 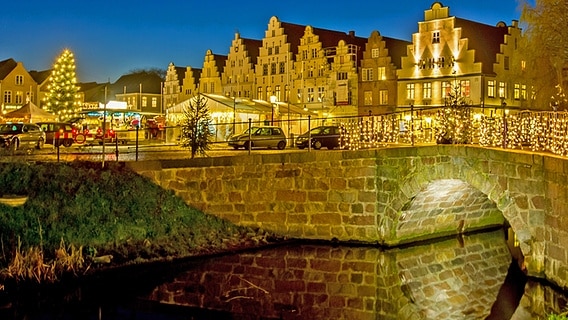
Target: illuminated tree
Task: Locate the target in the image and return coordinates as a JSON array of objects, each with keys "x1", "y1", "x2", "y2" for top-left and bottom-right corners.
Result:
[
  {"x1": 436, "y1": 81, "x2": 472, "y2": 144},
  {"x1": 45, "y1": 49, "x2": 81, "y2": 120},
  {"x1": 179, "y1": 94, "x2": 213, "y2": 158},
  {"x1": 519, "y1": 0, "x2": 568, "y2": 110}
]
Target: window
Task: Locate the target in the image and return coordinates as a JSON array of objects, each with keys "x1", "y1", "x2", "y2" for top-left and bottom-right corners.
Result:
[
  {"x1": 521, "y1": 84, "x2": 527, "y2": 100},
  {"x1": 460, "y1": 80, "x2": 470, "y2": 97},
  {"x1": 307, "y1": 88, "x2": 314, "y2": 102},
  {"x1": 271, "y1": 63, "x2": 276, "y2": 75},
  {"x1": 275, "y1": 85, "x2": 281, "y2": 101},
  {"x1": 423, "y1": 82, "x2": 432, "y2": 99},
  {"x1": 211, "y1": 83, "x2": 215, "y2": 93},
  {"x1": 514, "y1": 83, "x2": 520, "y2": 100},
  {"x1": 142, "y1": 96, "x2": 147, "y2": 107},
  {"x1": 442, "y1": 81, "x2": 451, "y2": 98},
  {"x1": 262, "y1": 64, "x2": 268, "y2": 76},
  {"x1": 377, "y1": 67, "x2": 386, "y2": 80},
  {"x1": 302, "y1": 50, "x2": 308, "y2": 60},
  {"x1": 15, "y1": 75, "x2": 23, "y2": 85},
  {"x1": 499, "y1": 81, "x2": 507, "y2": 98},
  {"x1": 279, "y1": 62, "x2": 285, "y2": 74},
  {"x1": 504, "y1": 56, "x2": 510, "y2": 70},
  {"x1": 371, "y1": 48, "x2": 379, "y2": 58},
  {"x1": 432, "y1": 31, "x2": 440, "y2": 44},
  {"x1": 362, "y1": 68, "x2": 373, "y2": 81},
  {"x1": 364, "y1": 91, "x2": 372, "y2": 105},
  {"x1": 311, "y1": 48, "x2": 318, "y2": 58},
  {"x1": 308, "y1": 68, "x2": 314, "y2": 78},
  {"x1": 268, "y1": 47, "x2": 272, "y2": 55},
  {"x1": 318, "y1": 87, "x2": 325, "y2": 102},
  {"x1": 152, "y1": 97, "x2": 157, "y2": 107},
  {"x1": 15, "y1": 91, "x2": 23, "y2": 104},
  {"x1": 379, "y1": 90, "x2": 388, "y2": 105},
  {"x1": 275, "y1": 46, "x2": 279, "y2": 54},
  {"x1": 337, "y1": 72, "x2": 348, "y2": 80},
  {"x1": 257, "y1": 87, "x2": 263, "y2": 100},
  {"x1": 297, "y1": 89, "x2": 302, "y2": 103},
  {"x1": 488, "y1": 80, "x2": 495, "y2": 98},
  {"x1": 406, "y1": 83, "x2": 415, "y2": 100},
  {"x1": 4, "y1": 91, "x2": 11, "y2": 104}
]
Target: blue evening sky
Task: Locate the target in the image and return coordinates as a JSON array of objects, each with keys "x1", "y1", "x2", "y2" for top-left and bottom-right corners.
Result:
[{"x1": 0, "y1": 0, "x2": 528, "y2": 83}]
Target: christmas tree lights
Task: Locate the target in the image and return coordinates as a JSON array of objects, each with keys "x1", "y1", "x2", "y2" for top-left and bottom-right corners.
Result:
[{"x1": 45, "y1": 49, "x2": 81, "y2": 121}]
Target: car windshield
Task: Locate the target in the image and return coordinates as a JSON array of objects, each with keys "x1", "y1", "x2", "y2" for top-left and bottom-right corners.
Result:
[{"x1": 0, "y1": 124, "x2": 23, "y2": 134}]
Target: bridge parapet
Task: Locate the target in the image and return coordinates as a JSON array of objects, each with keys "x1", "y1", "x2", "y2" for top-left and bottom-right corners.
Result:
[{"x1": 128, "y1": 145, "x2": 567, "y2": 289}]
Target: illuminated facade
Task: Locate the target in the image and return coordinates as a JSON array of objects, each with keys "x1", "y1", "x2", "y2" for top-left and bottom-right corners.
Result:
[
  {"x1": 199, "y1": 50, "x2": 226, "y2": 95},
  {"x1": 163, "y1": 62, "x2": 187, "y2": 110},
  {"x1": 396, "y1": 2, "x2": 523, "y2": 113},
  {"x1": 222, "y1": 33, "x2": 261, "y2": 100},
  {"x1": 0, "y1": 58, "x2": 39, "y2": 114}
]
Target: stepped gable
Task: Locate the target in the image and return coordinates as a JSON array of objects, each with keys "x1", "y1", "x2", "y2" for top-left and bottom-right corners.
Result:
[
  {"x1": 0, "y1": 58, "x2": 17, "y2": 79},
  {"x1": 383, "y1": 37, "x2": 412, "y2": 69},
  {"x1": 174, "y1": 66, "x2": 186, "y2": 83},
  {"x1": 280, "y1": 21, "x2": 306, "y2": 55},
  {"x1": 454, "y1": 17, "x2": 509, "y2": 75}
]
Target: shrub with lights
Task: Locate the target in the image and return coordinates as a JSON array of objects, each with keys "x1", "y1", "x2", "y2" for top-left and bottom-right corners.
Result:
[
  {"x1": 45, "y1": 49, "x2": 81, "y2": 121},
  {"x1": 435, "y1": 82, "x2": 472, "y2": 144}
]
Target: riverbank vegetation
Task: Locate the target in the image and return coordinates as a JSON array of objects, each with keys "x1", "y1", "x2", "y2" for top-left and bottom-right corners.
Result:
[{"x1": 0, "y1": 161, "x2": 279, "y2": 285}]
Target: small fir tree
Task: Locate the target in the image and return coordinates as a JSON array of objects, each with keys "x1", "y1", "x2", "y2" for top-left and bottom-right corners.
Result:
[
  {"x1": 45, "y1": 49, "x2": 80, "y2": 121},
  {"x1": 436, "y1": 80, "x2": 472, "y2": 144},
  {"x1": 179, "y1": 94, "x2": 213, "y2": 158}
]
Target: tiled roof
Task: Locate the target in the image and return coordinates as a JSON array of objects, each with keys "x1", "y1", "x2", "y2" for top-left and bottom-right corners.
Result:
[
  {"x1": 0, "y1": 58, "x2": 17, "y2": 79},
  {"x1": 29, "y1": 69, "x2": 52, "y2": 84},
  {"x1": 383, "y1": 37, "x2": 412, "y2": 69},
  {"x1": 281, "y1": 21, "x2": 306, "y2": 55},
  {"x1": 242, "y1": 38, "x2": 262, "y2": 62},
  {"x1": 190, "y1": 68, "x2": 202, "y2": 82},
  {"x1": 454, "y1": 18, "x2": 509, "y2": 75},
  {"x1": 213, "y1": 54, "x2": 228, "y2": 72},
  {"x1": 174, "y1": 66, "x2": 186, "y2": 83},
  {"x1": 111, "y1": 71, "x2": 164, "y2": 95}
]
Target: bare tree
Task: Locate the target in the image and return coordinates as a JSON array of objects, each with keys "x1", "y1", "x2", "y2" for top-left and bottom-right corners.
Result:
[
  {"x1": 519, "y1": 0, "x2": 568, "y2": 110},
  {"x1": 179, "y1": 94, "x2": 213, "y2": 158}
]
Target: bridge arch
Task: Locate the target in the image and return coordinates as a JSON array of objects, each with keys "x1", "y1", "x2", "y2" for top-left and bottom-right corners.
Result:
[{"x1": 377, "y1": 148, "x2": 540, "y2": 275}]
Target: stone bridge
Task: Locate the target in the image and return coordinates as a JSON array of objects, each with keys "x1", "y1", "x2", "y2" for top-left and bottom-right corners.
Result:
[{"x1": 127, "y1": 145, "x2": 568, "y2": 289}]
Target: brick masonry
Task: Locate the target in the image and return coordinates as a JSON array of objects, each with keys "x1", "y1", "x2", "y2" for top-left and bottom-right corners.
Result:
[
  {"x1": 127, "y1": 145, "x2": 567, "y2": 289},
  {"x1": 145, "y1": 230, "x2": 511, "y2": 319}
]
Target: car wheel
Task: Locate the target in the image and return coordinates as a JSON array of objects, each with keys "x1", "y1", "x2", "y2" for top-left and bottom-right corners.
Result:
[
  {"x1": 313, "y1": 140, "x2": 322, "y2": 150},
  {"x1": 37, "y1": 138, "x2": 45, "y2": 149},
  {"x1": 277, "y1": 141, "x2": 286, "y2": 150},
  {"x1": 244, "y1": 141, "x2": 252, "y2": 150}
]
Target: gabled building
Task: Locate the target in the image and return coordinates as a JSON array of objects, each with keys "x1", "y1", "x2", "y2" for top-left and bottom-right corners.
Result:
[
  {"x1": 163, "y1": 62, "x2": 188, "y2": 110},
  {"x1": 28, "y1": 69, "x2": 51, "y2": 110},
  {"x1": 222, "y1": 32, "x2": 262, "y2": 100},
  {"x1": 0, "y1": 58, "x2": 39, "y2": 114},
  {"x1": 396, "y1": 2, "x2": 523, "y2": 113},
  {"x1": 359, "y1": 31, "x2": 410, "y2": 115},
  {"x1": 199, "y1": 50, "x2": 227, "y2": 95},
  {"x1": 180, "y1": 67, "x2": 201, "y2": 101},
  {"x1": 112, "y1": 71, "x2": 164, "y2": 115}
]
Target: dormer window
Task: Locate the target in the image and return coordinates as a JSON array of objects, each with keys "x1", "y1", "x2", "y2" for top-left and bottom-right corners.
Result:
[{"x1": 432, "y1": 31, "x2": 440, "y2": 44}]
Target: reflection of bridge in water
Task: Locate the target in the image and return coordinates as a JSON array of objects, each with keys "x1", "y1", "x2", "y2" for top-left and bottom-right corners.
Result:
[{"x1": 145, "y1": 230, "x2": 521, "y2": 319}]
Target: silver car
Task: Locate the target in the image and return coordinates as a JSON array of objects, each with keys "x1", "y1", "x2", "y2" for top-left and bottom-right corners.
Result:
[
  {"x1": 228, "y1": 126, "x2": 287, "y2": 150},
  {"x1": 0, "y1": 123, "x2": 46, "y2": 153}
]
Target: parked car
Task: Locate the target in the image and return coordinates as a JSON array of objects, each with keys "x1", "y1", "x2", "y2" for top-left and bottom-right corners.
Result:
[
  {"x1": 228, "y1": 126, "x2": 287, "y2": 150},
  {"x1": 0, "y1": 123, "x2": 45, "y2": 153},
  {"x1": 37, "y1": 122, "x2": 78, "y2": 147},
  {"x1": 296, "y1": 125, "x2": 341, "y2": 150}
]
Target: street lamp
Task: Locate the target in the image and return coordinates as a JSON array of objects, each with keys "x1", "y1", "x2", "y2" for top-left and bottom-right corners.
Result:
[{"x1": 270, "y1": 95, "x2": 277, "y2": 125}]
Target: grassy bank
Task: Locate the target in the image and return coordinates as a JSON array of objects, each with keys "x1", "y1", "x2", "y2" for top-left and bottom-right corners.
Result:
[{"x1": 0, "y1": 161, "x2": 277, "y2": 284}]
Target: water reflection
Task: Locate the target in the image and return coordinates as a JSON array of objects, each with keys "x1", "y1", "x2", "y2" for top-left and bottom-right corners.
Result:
[{"x1": 1, "y1": 229, "x2": 567, "y2": 319}]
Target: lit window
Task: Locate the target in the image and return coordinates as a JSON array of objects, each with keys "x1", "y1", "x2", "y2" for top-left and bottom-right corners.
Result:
[
  {"x1": 371, "y1": 48, "x2": 379, "y2": 58},
  {"x1": 406, "y1": 83, "x2": 415, "y2": 100},
  {"x1": 4, "y1": 90, "x2": 11, "y2": 103},
  {"x1": 152, "y1": 97, "x2": 157, "y2": 107},
  {"x1": 15, "y1": 91, "x2": 23, "y2": 104},
  {"x1": 307, "y1": 87, "x2": 314, "y2": 102},
  {"x1": 364, "y1": 91, "x2": 372, "y2": 105},
  {"x1": 15, "y1": 75, "x2": 24, "y2": 85},
  {"x1": 378, "y1": 67, "x2": 386, "y2": 80},
  {"x1": 514, "y1": 83, "x2": 520, "y2": 100},
  {"x1": 379, "y1": 90, "x2": 388, "y2": 105},
  {"x1": 423, "y1": 82, "x2": 432, "y2": 99},
  {"x1": 488, "y1": 80, "x2": 495, "y2": 98},
  {"x1": 460, "y1": 80, "x2": 470, "y2": 97},
  {"x1": 362, "y1": 68, "x2": 373, "y2": 81},
  {"x1": 521, "y1": 84, "x2": 527, "y2": 100},
  {"x1": 499, "y1": 82, "x2": 507, "y2": 98},
  {"x1": 442, "y1": 81, "x2": 451, "y2": 98}
]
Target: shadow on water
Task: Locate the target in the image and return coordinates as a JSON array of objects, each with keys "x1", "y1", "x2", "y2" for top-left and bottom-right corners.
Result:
[{"x1": 1, "y1": 228, "x2": 567, "y2": 319}]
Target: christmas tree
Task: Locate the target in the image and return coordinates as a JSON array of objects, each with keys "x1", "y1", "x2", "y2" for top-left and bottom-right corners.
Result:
[
  {"x1": 436, "y1": 80, "x2": 472, "y2": 144},
  {"x1": 45, "y1": 49, "x2": 80, "y2": 121}
]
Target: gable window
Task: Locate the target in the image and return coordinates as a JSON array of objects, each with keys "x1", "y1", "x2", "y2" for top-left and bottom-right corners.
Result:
[
  {"x1": 488, "y1": 80, "x2": 495, "y2": 98},
  {"x1": 4, "y1": 91, "x2": 11, "y2": 104},
  {"x1": 371, "y1": 48, "x2": 379, "y2": 58},
  {"x1": 432, "y1": 31, "x2": 440, "y2": 44},
  {"x1": 311, "y1": 48, "x2": 318, "y2": 58},
  {"x1": 15, "y1": 75, "x2": 24, "y2": 85},
  {"x1": 377, "y1": 67, "x2": 386, "y2": 80}
]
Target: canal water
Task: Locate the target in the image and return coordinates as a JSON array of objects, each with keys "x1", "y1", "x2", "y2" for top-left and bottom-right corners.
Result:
[{"x1": 1, "y1": 228, "x2": 567, "y2": 319}]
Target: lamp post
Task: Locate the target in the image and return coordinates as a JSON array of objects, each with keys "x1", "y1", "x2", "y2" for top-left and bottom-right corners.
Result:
[{"x1": 270, "y1": 95, "x2": 277, "y2": 125}]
